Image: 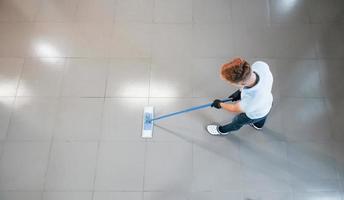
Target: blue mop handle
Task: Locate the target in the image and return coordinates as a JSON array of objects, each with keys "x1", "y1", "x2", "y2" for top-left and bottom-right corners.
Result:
[{"x1": 149, "y1": 98, "x2": 233, "y2": 122}]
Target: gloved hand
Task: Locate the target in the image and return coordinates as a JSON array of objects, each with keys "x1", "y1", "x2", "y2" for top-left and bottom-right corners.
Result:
[
  {"x1": 229, "y1": 90, "x2": 241, "y2": 102},
  {"x1": 211, "y1": 99, "x2": 222, "y2": 109}
]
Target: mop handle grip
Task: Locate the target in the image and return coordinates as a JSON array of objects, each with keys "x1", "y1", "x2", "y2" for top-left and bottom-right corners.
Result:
[{"x1": 149, "y1": 98, "x2": 233, "y2": 122}]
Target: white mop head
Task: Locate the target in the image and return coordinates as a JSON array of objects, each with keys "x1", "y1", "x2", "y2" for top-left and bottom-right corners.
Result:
[{"x1": 142, "y1": 106, "x2": 154, "y2": 138}]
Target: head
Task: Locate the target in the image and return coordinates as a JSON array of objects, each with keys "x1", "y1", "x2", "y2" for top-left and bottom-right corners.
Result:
[{"x1": 220, "y1": 58, "x2": 252, "y2": 87}]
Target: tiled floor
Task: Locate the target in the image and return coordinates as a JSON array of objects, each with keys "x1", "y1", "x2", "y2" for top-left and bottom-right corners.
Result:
[{"x1": 0, "y1": 0, "x2": 343, "y2": 200}]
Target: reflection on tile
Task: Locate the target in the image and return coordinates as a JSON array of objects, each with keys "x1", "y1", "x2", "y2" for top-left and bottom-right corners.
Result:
[
  {"x1": 144, "y1": 141, "x2": 192, "y2": 191},
  {"x1": 61, "y1": 58, "x2": 108, "y2": 97},
  {"x1": 270, "y1": 0, "x2": 310, "y2": 24},
  {"x1": 95, "y1": 142, "x2": 145, "y2": 190},
  {"x1": 333, "y1": 142, "x2": 344, "y2": 179},
  {"x1": 17, "y1": 58, "x2": 65, "y2": 97},
  {"x1": 54, "y1": 98, "x2": 103, "y2": 140},
  {"x1": 150, "y1": 59, "x2": 192, "y2": 97},
  {"x1": 0, "y1": 58, "x2": 24, "y2": 96},
  {"x1": 0, "y1": 141, "x2": 50, "y2": 190},
  {"x1": 7, "y1": 97, "x2": 57, "y2": 141},
  {"x1": 193, "y1": 0, "x2": 231, "y2": 23},
  {"x1": 0, "y1": 98, "x2": 14, "y2": 140},
  {"x1": 102, "y1": 98, "x2": 147, "y2": 140},
  {"x1": 30, "y1": 23, "x2": 73, "y2": 58},
  {"x1": 106, "y1": 59, "x2": 150, "y2": 97},
  {"x1": 115, "y1": 0, "x2": 154, "y2": 22},
  {"x1": 154, "y1": 0, "x2": 192, "y2": 23},
  {"x1": 43, "y1": 192, "x2": 93, "y2": 200},
  {"x1": 325, "y1": 98, "x2": 344, "y2": 141},
  {"x1": 45, "y1": 141, "x2": 97, "y2": 190},
  {"x1": 293, "y1": 191, "x2": 343, "y2": 200}
]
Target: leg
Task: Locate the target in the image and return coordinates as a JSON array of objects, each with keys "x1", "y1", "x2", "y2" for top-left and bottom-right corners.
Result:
[
  {"x1": 219, "y1": 113, "x2": 253, "y2": 133},
  {"x1": 253, "y1": 116, "x2": 267, "y2": 128}
]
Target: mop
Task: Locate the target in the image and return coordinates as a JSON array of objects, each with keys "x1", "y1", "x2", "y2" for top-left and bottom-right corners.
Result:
[{"x1": 142, "y1": 98, "x2": 232, "y2": 138}]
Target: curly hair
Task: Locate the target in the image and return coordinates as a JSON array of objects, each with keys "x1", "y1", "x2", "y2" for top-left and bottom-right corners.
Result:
[{"x1": 221, "y1": 58, "x2": 251, "y2": 83}]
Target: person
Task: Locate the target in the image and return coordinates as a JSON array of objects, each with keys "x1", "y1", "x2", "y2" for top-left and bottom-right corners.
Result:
[{"x1": 206, "y1": 58, "x2": 273, "y2": 136}]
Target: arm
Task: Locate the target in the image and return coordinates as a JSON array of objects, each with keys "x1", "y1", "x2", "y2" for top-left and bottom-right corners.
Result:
[{"x1": 219, "y1": 102, "x2": 242, "y2": 113}]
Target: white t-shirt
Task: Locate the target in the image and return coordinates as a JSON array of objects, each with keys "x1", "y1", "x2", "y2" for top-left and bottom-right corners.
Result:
[{"x1": 239, "y1": 61, "x2": 273, "y2": 119}]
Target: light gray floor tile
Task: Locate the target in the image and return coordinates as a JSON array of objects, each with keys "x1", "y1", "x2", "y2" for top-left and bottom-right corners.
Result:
[
  {"x1": 110, "y1": 23, "x2": 152, "y2": 58},
  {"x1": 325, "y1": 98, "x2": 344, "y2": 141},
  {"x1": 106, "y1": 59, "x2": 150, "y2": 98},
  {"x1": 0, "y1": 141, "x2": 50, "y2": 190},
  {"x1": 35, "y1": 0, "x2": 80, "y2": 22},
  {"x1": 319, "y1": 60, "x2": 344, "y2": 99},
  {"x1": 313, "y1": 24, "x2": 344, "y2": 59},
  {"x1": 95, "y1": 141, "x2": 145, "y2": 191},
  {"x1": 193, "y1": 139, "x2": 242, "y2": 191},
  {"x1": 273, "y1": 24, "x2": 317, "y2": 58},
  {"x1": 152, "y1": 24, "x2": 192, "y2": 59},
  {"x1": 270, "y1": 0, "x2": 310, "y2": 24},
  {"x1": 191, "y1": 191, "x2": 242, "y2": 200},
  {"x1": 0, "y1": 58, "x2": 23, "y2": 96},
  {"x1": 0, "y1": 97, "x2": 14, "y2": 140},
  {"x1": 7, "y1": 97, "x2": 57, "y2": 141},
  {"x1": 293, "y1": 191, "x2": 343, "y2": 200},
  {"x1": 153, "y1": 0, "x2": 192, "y2": 23},
  {"x1": 232, "y1": 0, "x2": 270, "y2": 24},
  {"x1": 0, "y1": 0, "x2": 41, "y2": 22},
  {"x1": 115, "y1": 0, "x2": 154, "y2": 23},
  {"x1": 274, "y1": 59, "x2": 324, "y2": 98},
  {"x1": 45, "y1": 141, "x2": 97, "y2": 190},
  {"x1": 144, "y1": 191, "x2": 190, "y2": 200},
  {"x1": 61, "y1": 59, "x2": 109, "y2": 97},
  {"x1": 43, "y1": 192, "x2": 93, "y2": 200},
  {"x1": 150, "y1": 59, "x2": 193, "y2": 98},
  {"x1": 94, "y1": 192, "x2": 142, "y2": 200},
  {"x1": 144, "y1": 141, "x2": 192, "y2": 191},
  {"x1": 191, "y1": 58, "x2": 235, "y2": 98},
  {"x1": 233, "y1": 24, "x2": 277, "y2": 58},
  {"x1": 333, "y1": 142, "x2": 344, "y2": 179},
  {"x1": 287, "y1": 141, "x2": 338, "y2": 181},
  {"x1": 17, "y1": 58, "x2": 65, "y2": 97},
  {"x1": 279, "y1": 97, "x2": 332, "y2": 141},
  {"x1": 192, "y1": 24, "x2": 234, "y2": 58},
  {"x1": 75, "y1": 0, "x2": 115, "y2": 22},
  {"x1": 308, "y1": 0, "x2": 344, "y2": 24},
  {"x1": 54, "y1": 98, "x2": 103, "y2": 141},
  {"x1": 0, "y1": 191, "x2": 42, "y2": 200},
  {"x1": 102, "y1": 98, "x2": 147, "y2": 141},
  {"x1": 193, "y1": 0, "x2": 231, "y2": 23},
  {"x1": 243, "y1": 191, "x2": 292, "y2": 200}
]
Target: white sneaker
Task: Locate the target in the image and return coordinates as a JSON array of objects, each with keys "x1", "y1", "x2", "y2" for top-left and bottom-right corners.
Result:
[
  {"x1": 206, "y1": 124, "x2": 228, "y2": 136},
  {"x1": 249, "y1": 123, "x2": 263, "y2": 130}
]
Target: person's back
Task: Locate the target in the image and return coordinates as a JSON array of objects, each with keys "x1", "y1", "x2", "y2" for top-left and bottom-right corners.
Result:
[{"x1": 206, "y1": 58, "x2": 274, "y2": 136}]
